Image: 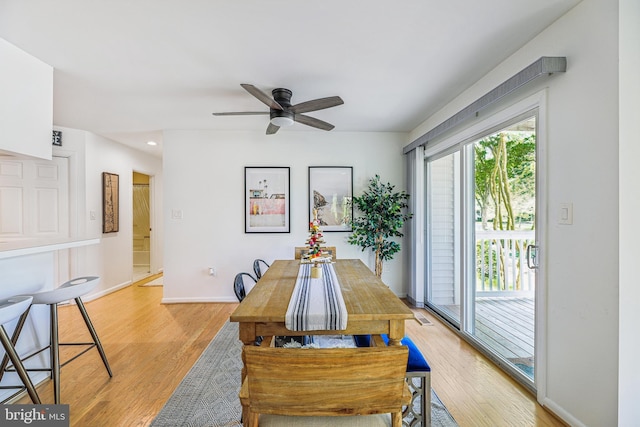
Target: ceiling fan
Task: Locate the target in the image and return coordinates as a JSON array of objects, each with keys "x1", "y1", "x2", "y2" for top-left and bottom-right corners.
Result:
[{"x1": 212, "y1": 84, "x2": 344, "y2": 135}]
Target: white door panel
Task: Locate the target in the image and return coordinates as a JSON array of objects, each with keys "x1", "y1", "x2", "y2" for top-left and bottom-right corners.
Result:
[
  {"x1": 0, "y1": 186, "x2": 24, "y2": 234},
  {"x1": 0, "y1": 156, "x2": 69, "y2": 240}
]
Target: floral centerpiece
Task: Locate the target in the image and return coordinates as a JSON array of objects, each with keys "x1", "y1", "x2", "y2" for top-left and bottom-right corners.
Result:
[{"x1": 302, "y1": 209, "x2": 332, "y2": 276}]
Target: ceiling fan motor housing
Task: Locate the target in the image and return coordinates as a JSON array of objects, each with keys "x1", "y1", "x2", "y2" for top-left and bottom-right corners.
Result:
[
  {"x1": 270, "y1": 88, "x2": 294, "y2": 126},
  {"x1": 272, "y1": 88, "x2": 293, "y2": 108}
]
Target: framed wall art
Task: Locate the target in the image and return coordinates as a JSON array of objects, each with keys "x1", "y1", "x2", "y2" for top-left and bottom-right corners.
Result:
[
  {"x1": 308, "y1": 166, "x2": 353, "y2": 232},
  {"x1": 245, "y1": 167, "x2": 290, "y2": 233},
  {"x1": 102, "y1": 172, "x2": 119, "y2": 233}
]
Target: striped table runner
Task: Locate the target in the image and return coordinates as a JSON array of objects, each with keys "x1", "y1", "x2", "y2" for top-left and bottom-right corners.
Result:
[{"x1": 285, "y1": 263, "x2": 348, "y2": 331}]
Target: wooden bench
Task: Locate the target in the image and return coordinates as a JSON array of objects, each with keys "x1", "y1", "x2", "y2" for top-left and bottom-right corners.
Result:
[
  {"x1": 354, "y1": 334, "x2": 432, "y2": 427},
  {"x1": 240, "y1": 335, "x2": 411, "y2": 427}
]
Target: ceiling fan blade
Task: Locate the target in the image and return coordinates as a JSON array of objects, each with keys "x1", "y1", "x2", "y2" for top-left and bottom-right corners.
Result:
[
  {"x1": 290, "y1": 96, "x2": 344, "y2": 114},
  {"x1": 266, "y1": 123, "x2": 280, "y2": 135},
  {"x1": 212, "y1": 111, "x2": 269, "y2": 116},
  {"x1": 241, "y1": 84, "x2": 283, "y2": 110},
  {"x1": 294, "y1": 114, "x2": 335, "y2": 131}
]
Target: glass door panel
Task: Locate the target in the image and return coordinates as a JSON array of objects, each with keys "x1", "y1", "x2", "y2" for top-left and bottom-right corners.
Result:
[
  {"x1": 425, "y1": 113, "x2": 538, "y2": 387},
  {"x1": 470, "y1": 116, "x2": 537, "y2": 381},
  {"x1": 426, "y1": 152, "x2": 461, "y2": 324}
]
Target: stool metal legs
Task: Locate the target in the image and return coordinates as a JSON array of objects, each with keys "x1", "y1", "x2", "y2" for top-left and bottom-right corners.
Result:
[
  {"x1": 0, "y1": 307, "x2": 30, "y2": 382},
  {"x1": 48, "y1": 298, "x2": 112, "y2": 404},
  {"x1": 73, "y1": 297, "x2": 112, "y2": 377},
  {"x1": 49, "y1": 303, "x2": 61, "y2": 404},
  {"x1": 0, "y1": 325, "x2": 40, "y2": 404},
  {"x1": 0, "y1": 298, "x2": 112, "y2": 404}
]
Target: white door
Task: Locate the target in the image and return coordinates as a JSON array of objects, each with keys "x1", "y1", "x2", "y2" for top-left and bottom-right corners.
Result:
[
  {"x1": 132, "y1": 171, "x2": 152, "y2": 281},
  {"x1": 0, "y1": 156, "x2": 69, "y2": 240}
]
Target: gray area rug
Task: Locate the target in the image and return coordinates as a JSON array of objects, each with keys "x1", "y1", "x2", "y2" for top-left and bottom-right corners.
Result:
[{"x1": 152, "y1": 321, "x2": 458, "y2": 427}]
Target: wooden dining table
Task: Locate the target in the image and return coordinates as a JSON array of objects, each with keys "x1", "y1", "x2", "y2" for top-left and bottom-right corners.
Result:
[{"x1": 230, "y1": 259, "x2": 415, "y2": 379}]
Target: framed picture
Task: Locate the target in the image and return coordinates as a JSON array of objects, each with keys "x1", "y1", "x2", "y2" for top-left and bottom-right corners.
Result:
[
  {"x1": 309, "y1": 166, "x2": 353, "y2": 232},
  {"x1": 245, "y1": 167, "x2": 290, "y2": 233},
  {"x1": 102, "y1": 172, "x2": 119, "y2": 233}
]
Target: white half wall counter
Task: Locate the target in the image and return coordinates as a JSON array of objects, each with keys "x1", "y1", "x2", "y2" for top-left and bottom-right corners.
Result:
[
  {"x1": 0, "y1": 238, "x2": 100, "y2": 260},
  {"x1": 0, "y1": 237, "x2": 100, "y2": 402}
]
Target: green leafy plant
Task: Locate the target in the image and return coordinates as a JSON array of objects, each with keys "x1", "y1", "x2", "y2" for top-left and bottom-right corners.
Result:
[{"x1": 348, "y1": 175, "x2": 412, "y2": 277}]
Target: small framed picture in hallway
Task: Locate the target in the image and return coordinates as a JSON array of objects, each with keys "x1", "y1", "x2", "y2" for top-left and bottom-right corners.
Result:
[
  {"x1": 244, "y1": 167, "x2": 290, "y2": 233},
  {"x1": 102, "y1": 172, "x2": 119, "y2": 233}
]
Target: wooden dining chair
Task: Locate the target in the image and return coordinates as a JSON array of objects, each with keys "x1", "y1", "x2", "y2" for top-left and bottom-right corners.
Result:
[
  {"x1": 322, "y1": 246, "x2": 337, "y2": 259},
  {"x1": 294, "y1": 247, "x2": 307, "y2": 260},
  {"x1": 240, "y1": 335, "x2": 410, "y2": 427},
  {"x1": 294, "y1": 246, "x2": 337, "y2": 260}
]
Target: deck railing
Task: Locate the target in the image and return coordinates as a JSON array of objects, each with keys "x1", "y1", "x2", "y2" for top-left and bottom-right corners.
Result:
[{"x1": 476, "y1": 230, "x2": 535, "y2": 296}]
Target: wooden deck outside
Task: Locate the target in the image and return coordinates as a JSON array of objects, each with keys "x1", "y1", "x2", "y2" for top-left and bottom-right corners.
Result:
[{"x1": 447, "y1": 296, "x2": 535, "y2": 378}]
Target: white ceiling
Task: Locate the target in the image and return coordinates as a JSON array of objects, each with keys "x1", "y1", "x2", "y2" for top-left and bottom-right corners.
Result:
[{"x1": 0, "y1": 1, "x2": 580, "y2": 157}]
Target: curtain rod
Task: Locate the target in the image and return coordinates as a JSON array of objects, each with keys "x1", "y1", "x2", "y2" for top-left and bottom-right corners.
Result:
[{"x1": 403, "y1": 56, "x2": 566, "y2": 154}]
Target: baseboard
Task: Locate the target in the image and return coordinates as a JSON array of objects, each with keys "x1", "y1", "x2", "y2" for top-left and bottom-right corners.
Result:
[
  {"x1": 405, "y1": 295, "x2": 424, "y2": 308},
  {"x1": 80, "y1": 280, "x2": 132, "y2": 303},
  {"x1": 540, "y1": 396, "x2": 584, "y2": 427}
]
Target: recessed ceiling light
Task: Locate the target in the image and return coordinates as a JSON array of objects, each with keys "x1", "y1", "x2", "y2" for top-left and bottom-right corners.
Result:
[{"x1": 147, "y1": 141, "x2": 157, "y2": 146}]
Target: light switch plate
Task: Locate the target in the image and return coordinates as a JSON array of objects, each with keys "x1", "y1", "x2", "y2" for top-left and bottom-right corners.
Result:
[{"x1": 559, "y1": 202, "x2": 573, "y2": 225}]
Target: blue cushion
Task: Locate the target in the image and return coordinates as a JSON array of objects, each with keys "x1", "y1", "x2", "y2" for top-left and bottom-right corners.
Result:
[
  {"x1": 353, "y1": 335, "x2": 372, "y2": 348},
  {"x1": 353, "y1": 334, "x2": 430, "y2": 372}
]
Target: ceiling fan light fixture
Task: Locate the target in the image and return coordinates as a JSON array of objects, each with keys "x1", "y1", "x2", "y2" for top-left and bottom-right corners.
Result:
[
  {"x1": 270, "y1": 109, "x2": 294, "y2": 127},
  {"x1": 270, "y1": 116, "x2": 294, "y2": 127}
]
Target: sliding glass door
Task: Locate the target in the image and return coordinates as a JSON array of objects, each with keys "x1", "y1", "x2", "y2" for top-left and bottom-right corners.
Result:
[
  {"x1": 426, "y1": 152, "x2": 461, "y2": 324},
  {"x1": 426, "y1": 113, "x2": 539, "y2": 386}
]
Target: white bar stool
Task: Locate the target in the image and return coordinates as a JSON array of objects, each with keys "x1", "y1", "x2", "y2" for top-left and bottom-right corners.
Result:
[
  {"x1": 1, "y1": 277, "x2": 112, "y2": 404},
  {"x1": 0, "y1": 295, "x2": 41, "y2": 404}
]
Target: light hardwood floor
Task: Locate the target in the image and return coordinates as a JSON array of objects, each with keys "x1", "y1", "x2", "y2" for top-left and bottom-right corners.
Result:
[
  {"x1": 16, "y1": 275, "x2": 565, "y2": 427},
  {"x1": 405, "y1": 312, "x2": 565, "y2": 426}
]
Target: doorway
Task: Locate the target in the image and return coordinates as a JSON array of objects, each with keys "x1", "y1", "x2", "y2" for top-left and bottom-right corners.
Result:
[
  {"x1": 425, "y1": 111, "x2": 540, "y2": 389},
  {"x1": 132, "y1": 172, "x2": 151, "y2": 282}
]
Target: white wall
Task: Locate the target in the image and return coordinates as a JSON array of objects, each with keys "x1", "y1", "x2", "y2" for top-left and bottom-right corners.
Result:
[
  {"x1": 618, "y1": 0, "x2": 640, "y2": 424},
  {"x1": 162, "y1": 130, "x2": 407, "y2": 302},
  {"x1": 409, "y1": 0, "x2": 620, "y2": 425},
  {"x1": 0, "y1": 38, "x2": 52, "y2": 160},
  {"x1": 84, "y1": 132, "x2": 163, "y2": 298}
]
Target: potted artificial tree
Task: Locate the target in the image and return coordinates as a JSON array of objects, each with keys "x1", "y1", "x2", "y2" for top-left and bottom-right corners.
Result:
[{"x1": 348, "y1": 175, "x2": 412, "y2": 277}]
